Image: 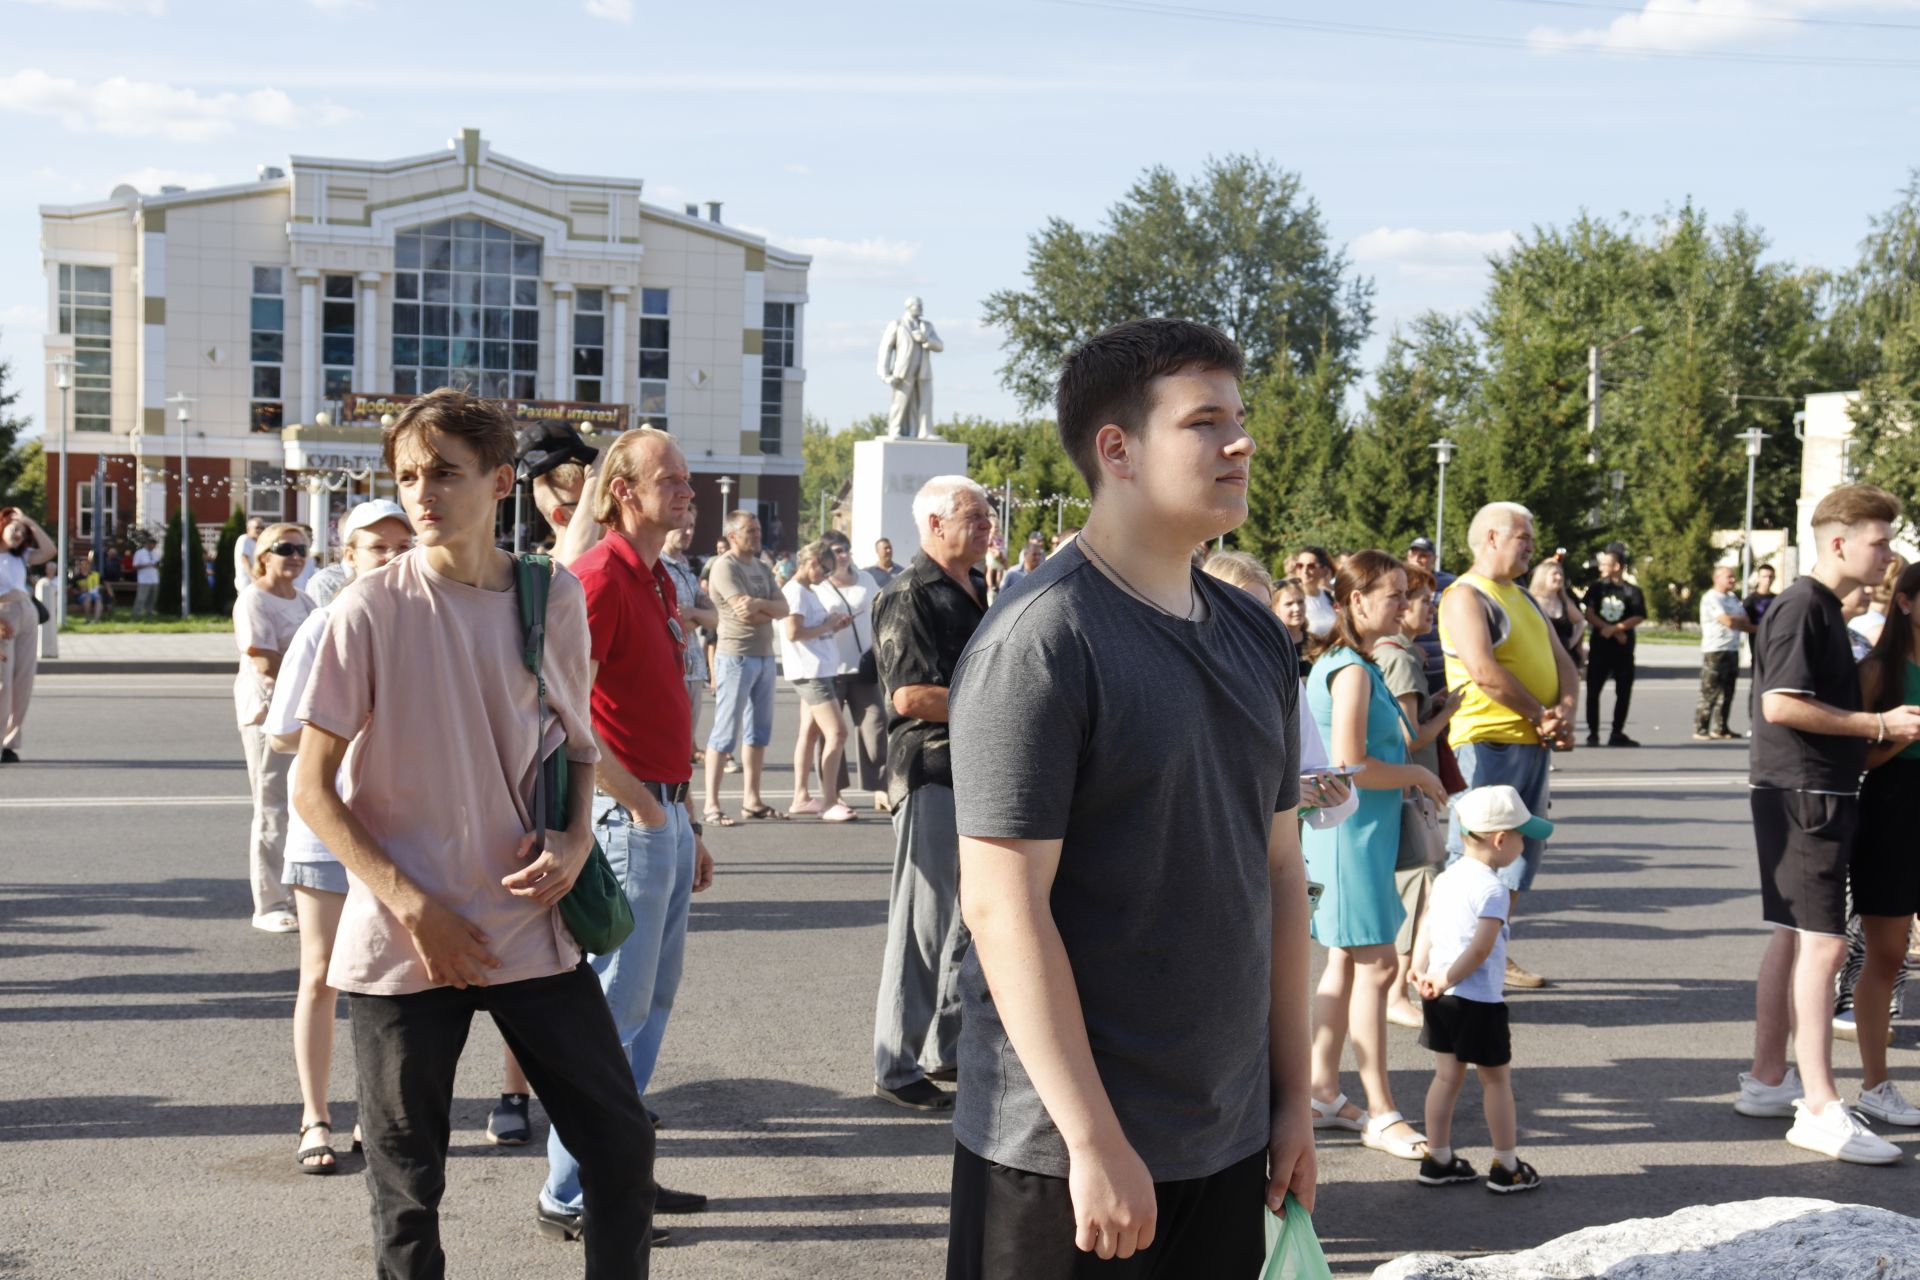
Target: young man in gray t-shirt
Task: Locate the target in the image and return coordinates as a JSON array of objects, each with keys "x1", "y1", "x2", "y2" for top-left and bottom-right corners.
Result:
[{"x1": 946, "y1": 319, "x2": 1316, "y2": 1278}]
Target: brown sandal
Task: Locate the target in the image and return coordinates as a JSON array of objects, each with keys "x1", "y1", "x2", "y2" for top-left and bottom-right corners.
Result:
[
  {"x1": 703, "y1": 807, "x2": 737, "y2": 828},
  {"x1": 740, "y1": 804, "x2": 788, "y2": 821}
]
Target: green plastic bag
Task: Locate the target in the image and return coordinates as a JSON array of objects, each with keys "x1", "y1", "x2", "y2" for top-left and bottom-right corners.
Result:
[{"x1": 1260, "y1": 1193, "x2": 1332, "y2": 1280}]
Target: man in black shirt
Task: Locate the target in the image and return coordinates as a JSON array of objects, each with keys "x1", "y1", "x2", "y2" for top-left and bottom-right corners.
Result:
[
  {"x1": 1737, "y1": 485, "x2": 1920, "y2": 1165},
  {"x1": 1582, "y1": 541, "x2": 1648, "y2": 747},
  {"x1": 868, "y1": 476, "x2": 992, "y2": 1113}
]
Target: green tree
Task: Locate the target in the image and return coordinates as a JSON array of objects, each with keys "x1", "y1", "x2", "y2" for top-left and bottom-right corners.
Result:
[
  {"x1": 158, "y1": 508, "x2": 188, "y2": 617},
  {"x1": 2, "y1": 440, "x2": 45, "y2": 520},
  {"x1": 1240, "y1": 348, "x2": 1358, "y2": 570},
  {"x1": 982, "y1": 154, "x2": 1374, "y2": 410},
  {"x1": 938, "y1": 416, "x2": 1089, "y2": 547},
  {"x1": 1845, "y1": 174, "x2": 1920, "y2": 519},
  {"x1": 212, "y1": 507, "x2": 247, "y2": 615},
  {"x1": 1344, "y1": 312, "x2": 1483, "y2": 559},
  {"x1": 0, "y1": 348, "x2": 35, "y2": 514},
  {"x1": 799, "y1": 413, "x2": 884, "y2": 542}
]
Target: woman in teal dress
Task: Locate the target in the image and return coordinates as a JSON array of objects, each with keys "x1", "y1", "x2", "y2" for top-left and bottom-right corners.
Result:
[{"x1": 1303, "y1": 550, "x2": 1450, "y2": 1162}]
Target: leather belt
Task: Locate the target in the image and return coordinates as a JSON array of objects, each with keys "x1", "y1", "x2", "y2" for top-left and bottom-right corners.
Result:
[{"x1": 595, "y1": 780, "x2": 690, "y2": 807}]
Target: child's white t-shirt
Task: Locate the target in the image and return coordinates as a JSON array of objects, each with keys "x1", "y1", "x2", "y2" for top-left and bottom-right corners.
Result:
[{"x1": 1425, "y1": 858, "x2": 1511, "y2": 1004}]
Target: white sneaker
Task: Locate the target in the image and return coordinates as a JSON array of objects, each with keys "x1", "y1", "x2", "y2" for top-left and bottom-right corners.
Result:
[
  {"x1": 1785, "y1": 1099, "x2": 1902, "y2": 1165},
  {"x1": 1735, "y1": 1066, "x2": 1801, "y2": 1118},
  {"x1": 1857, "y1": 1081, "x2": 1920, "y2": 1128}
]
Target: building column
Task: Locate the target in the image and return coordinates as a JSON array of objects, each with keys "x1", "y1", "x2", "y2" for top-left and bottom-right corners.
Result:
[
  {"x1": 297, "y1": 268, "x2": 320, "y2": 424},
  {"x1": 608, "y1": 286, "x2": 629, "y2": 407},
  {"x1": 357, "y1": 271, "x2": 381, "y2": 395},
  {"x1": 550, "y1": 283, "x2": 573, "y2": 401}
]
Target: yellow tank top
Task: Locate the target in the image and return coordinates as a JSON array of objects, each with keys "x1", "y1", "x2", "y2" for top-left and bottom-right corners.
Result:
[{"x1": 1441, "y1": 573, "x2": 1560, "y2": 746}]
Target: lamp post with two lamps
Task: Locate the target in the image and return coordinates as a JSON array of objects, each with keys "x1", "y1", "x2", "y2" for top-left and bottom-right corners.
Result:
[{"x1": 50, "y1": 356, "x2": 71, "y2": 631}]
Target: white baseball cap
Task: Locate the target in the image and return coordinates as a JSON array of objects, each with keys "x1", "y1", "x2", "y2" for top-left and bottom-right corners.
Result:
[
  {"x1": 1453, "y1": 784, "x2": 1553, "y2": 840},
  {"x1": 340, "y1": 498, "x2": 411, "y2": 540}
]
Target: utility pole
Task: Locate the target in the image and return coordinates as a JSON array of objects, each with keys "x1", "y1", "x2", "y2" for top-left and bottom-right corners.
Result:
[
  {"x1": 52, "y1": 356, "x2": 72, "y2": 631},
  {"x1": 1737, "y1": 428, "x2": 1767, "y2": 589},
  {"x1": 1430, "y1": 438, "x2": 1456, "y2": 571}
]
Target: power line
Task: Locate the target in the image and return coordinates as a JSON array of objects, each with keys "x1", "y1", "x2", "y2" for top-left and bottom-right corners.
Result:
[
  {"x1": 1482, "y1": 0, "x2": 1920, "y2": 34},
  {"x1": 1044, "y1": 0, "x2": 1920, "y2": 68}
]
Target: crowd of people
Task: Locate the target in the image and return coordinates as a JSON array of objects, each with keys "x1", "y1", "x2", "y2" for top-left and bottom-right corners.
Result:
[{"x1": 159, "y1": 310, "x2": 1920, "y2": 1277}]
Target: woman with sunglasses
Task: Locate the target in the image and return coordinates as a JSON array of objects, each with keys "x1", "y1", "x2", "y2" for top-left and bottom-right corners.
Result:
[{"x1": 233, "y1": 521, "x2": 315, "y2": 932}]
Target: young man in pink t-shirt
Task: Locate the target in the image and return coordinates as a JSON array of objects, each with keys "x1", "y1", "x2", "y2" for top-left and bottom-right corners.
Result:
[{"x1": 293, "y1": 389, "x2": 656, "y2": 1277}]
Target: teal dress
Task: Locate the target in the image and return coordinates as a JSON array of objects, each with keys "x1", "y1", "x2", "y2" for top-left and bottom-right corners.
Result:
[{"x1": 1303, "y1": 647, "x2": 1408, "y2": 949}]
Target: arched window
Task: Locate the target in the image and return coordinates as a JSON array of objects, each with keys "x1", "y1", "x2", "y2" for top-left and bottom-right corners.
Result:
[{"x1": 391, "y1": 217, "x2": 541, "y2": 399}]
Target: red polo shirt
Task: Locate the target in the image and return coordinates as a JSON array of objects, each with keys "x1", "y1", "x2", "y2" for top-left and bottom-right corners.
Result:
[{"x1": 572, "y1": 531, "x2": 691, "y2": 785}]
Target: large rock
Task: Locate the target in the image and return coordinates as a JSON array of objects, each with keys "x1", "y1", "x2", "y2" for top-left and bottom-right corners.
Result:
[{"x1": 1372, "y1": 1197, "x2": 1920, "y2": 1279}]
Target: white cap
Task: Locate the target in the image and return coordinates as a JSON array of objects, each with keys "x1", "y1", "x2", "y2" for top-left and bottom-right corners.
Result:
[
  {"x1": 340, "y1": 499, "x2": 411, "y2": 540},
  {"x1": 1453, "y1": 784, "x2": 1553, "y2": 840}
]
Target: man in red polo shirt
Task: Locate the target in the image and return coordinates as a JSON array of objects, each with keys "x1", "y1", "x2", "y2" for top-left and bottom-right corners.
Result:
[{"x1": 539, "y1": 427, "x2": 717, "y2": 1241}]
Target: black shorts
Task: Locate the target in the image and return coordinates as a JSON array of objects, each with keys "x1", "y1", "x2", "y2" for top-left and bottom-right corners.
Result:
[
  {"x1": 1419, "y1": 994, "x2": 1511, "y2": 1067},
  {"x1": 947, "y1": 1141, "x2": 1264, "y2": 1279},
  {"x1": 1853, "y1": 757, "x2": 1920, "y2": 919},
  {"x1": 1752, "y1": 787, "x2": 1857, "y2": 936}
]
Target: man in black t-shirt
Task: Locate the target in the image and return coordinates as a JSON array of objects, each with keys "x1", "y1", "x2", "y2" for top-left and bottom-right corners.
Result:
[
  {"x1": 1582, "y1": 541, "x2": 1647, "y2": 746},
  {"x1": 1737, "y1": 485, "x2": 1920, "y2": 1166},
  {"x1": 945, "y1": 320, "x2": 1314, "y2": 1278}
]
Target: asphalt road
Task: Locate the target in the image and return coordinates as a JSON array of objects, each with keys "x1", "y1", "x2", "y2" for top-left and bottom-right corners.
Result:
[{"x1": 1, "y1": 668, "x2": 1916, "y2": 1279}]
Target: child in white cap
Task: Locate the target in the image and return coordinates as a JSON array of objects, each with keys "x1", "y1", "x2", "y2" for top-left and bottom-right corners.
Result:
[{"x1": 1410, "y1": 783, "x2": 1552, "y2": 1194}]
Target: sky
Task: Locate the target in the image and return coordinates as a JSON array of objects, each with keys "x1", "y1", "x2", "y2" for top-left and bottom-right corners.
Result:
[{"x1": 4, "y1": 0, "x2": 1919, "y2": 444}]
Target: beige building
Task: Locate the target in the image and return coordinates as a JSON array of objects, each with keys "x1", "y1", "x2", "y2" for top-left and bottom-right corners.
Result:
[{"x1": 39, "y1": 127, "x2": 809, "y2": 552}]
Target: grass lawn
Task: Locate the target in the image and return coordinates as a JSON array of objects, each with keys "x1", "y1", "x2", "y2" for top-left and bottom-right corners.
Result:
[
  {"x1": 1638, "y1": 626, "x2": 1703, "y2": 645},
  {"x1": 60, "y1": 615, "x2": 233, "y2": 634}
]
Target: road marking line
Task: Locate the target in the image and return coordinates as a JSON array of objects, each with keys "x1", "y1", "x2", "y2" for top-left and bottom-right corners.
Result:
[
  {"x1": 1554, "y1": 773, "x2": 1745, "y2": 789},
  {"x1": 0, "y1": 796, "x2": 250, "y2": 809}
]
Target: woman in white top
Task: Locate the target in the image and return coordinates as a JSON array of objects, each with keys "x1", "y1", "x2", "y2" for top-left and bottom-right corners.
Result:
[
  {"x1": 818, "y1": 530, "x2": 888, "y2": 801},
  {"x1": 233, "y1": 522, "x2": 316, "y2": 933},
  {"x1": 264, "y1": 509, "x2": 409, "y2": 1170},
  {"x1": 781, "y1": 541, "x2": 858, "y2": 823},
  {"x1": 0, "y1": 508, "x2": 56, "y2": 763}
]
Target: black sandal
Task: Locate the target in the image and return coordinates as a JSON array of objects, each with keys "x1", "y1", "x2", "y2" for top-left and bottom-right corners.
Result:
[
  {"x1": 702, "y1": 807, "x2": 737, "y2": 828},
  {"x1": 296, "y1": 1121, "x2": 337, "y2": 1175},
  {"x1": 740, "y1": 804, "x2": 787, "y2": 821}
]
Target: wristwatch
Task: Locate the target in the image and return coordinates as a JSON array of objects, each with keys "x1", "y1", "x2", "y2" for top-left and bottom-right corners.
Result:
[{"x1": 689, "y1": 820, "x2": 704, "y2": 837}]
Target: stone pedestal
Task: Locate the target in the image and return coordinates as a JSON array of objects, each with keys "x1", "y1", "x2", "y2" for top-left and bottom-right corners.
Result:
[{"x1": 851, "y1": 437, "x2": 968, "y2": 570}]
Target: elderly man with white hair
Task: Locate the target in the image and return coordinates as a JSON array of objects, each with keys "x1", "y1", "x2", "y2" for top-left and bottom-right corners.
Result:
[
  {"x1": 1438, "y1": 501, "x2": 1579, "y2": 990},
  {"x1": 868, "y1": 474, "x2": 992, "y2": 1112}
]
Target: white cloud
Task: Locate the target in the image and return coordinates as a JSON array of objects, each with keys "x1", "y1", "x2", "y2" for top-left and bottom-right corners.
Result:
[
  {"x1": 1526, "y1": 1, "x2": 1920, "y2": 55},
  {"x1": 783, "y1": 163, "x2": 811, "y2": 176},
  {"x1": 735, "y1": 227, "x2": 920, "y2": 282},
  {"x1": 584, "y1": 0, "x2": 632, "y2": 20},
  {"x1": 1349, "y1": 227, "x2": 1517, "y2": 284},
  {"x1": 16, "y1": 0, "x2": 164, "y2": 14},
  {"x1": 0, "y1": 69, "x2": 349, "y2": 142},
  {"x1": 117, "y1": 166, "x2": 221, "y2": 192}
]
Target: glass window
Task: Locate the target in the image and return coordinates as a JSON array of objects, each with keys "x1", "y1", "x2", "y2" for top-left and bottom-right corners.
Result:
[
  {"x1": 636, "y1": 289, "x2": 669, "y2": 427},
  {"x1": 760, "y1": 302, "x2": 797, "y2": 454},
  {"x1": 76, "y1": 480, "x2": 118, "y2": 540},
  {"x1": 57, "y1": 263, "x2": 112, "y2": 431},
  {"x1": 391, "y1": 216, "x2": 541, "y2": 400},
  {"x1": 249, "y1": 266, "x2": 284, "y2": 433},
  {"x1": 248, "y1": 461, "x2": 286, "y2": 519},
  {"x1": 641, "y1": 288, "x2": 669, "y2": 316}
]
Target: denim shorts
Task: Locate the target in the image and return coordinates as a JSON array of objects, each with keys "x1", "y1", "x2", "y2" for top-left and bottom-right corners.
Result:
[
  {"x1": 1446, "y1": 739, "x2": 1551, "y2": 892},
  {"x1": 283, "y1": 859, "x2": 349, "y2": 895},
  {"x1": 708, "y1": 653, "x2": 776, "y2": 754},
  {"x1": 791, "y1": 677, "x2": 838, "y2": 707}
]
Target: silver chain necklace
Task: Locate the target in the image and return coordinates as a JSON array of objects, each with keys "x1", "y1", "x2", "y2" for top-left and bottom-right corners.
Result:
[{"x1": 1081, "y1": 534, "x2": 1199, "y2": 622}]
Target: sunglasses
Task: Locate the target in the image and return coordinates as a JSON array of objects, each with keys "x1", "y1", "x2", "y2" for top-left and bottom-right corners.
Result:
[{"x1": 268, "y1": 542, "x2": 309, "y2": 558}]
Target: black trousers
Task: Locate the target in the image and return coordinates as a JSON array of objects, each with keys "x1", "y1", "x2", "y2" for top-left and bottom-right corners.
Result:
[
  {"x1": 1586, "y1": 639, "x2": 1636, "y2": 735},
  {"x1": 947, "y1": 1142, "x2": 1266, "y2": 1279},
  {"x1": 1695, "y1": 651, "x2": 1738, "y2": 735},
  {"x1": 350, "y1": 963, "x2": 655, "y2": 1280}
]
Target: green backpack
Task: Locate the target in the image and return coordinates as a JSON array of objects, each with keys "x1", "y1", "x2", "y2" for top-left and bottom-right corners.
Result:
[{"x1": 513, "y1": 554, "x2": 635, "y2": 956}]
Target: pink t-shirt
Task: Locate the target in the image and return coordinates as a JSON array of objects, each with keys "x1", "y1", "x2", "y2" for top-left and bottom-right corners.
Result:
[{"x1": 297, "y1": 549, "x2": 599, "y2": 996}]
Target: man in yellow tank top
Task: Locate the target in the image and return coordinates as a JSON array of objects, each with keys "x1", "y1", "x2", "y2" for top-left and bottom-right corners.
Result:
[{"x1": 1438, "y1": 502, "x2": 1579, "y2": 989}]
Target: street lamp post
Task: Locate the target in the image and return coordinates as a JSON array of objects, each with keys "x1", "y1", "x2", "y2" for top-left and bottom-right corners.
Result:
[
  {"x1": 51, "y1": 356, "x2": 72, "y2": 631},
  {"x1": 1430, "y1": 437, "x2": 1456, "y2": 571},
  {"x1": 167, "y1": 393, "x2": 195, "y2": 619},
  {"x1": 1587, "y1": 325, "x2": 1645, "y2": 437},
  {"x1": 1737, "y1": 428, "x2": 1768, "y2": 589}
]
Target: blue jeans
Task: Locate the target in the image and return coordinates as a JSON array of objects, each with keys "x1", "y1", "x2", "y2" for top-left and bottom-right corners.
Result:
[
  {"x1": 543, "y1": 792, "x2": 696, "y2": 1215},
  {"x1": 706, "y1": 654, "x2": 776, "y2": 754},
  {"x1": 1445, "y1": 739, "x2": 1551, "y2": 892}
]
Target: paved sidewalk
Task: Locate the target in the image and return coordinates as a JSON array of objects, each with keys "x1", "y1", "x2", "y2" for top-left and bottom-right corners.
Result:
[{"x1": 39, "y1": 630, "x2": 234, "y2": 674}]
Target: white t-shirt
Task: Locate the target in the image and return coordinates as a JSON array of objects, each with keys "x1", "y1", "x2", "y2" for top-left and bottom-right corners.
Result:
[
  {"x1": 780, "y1": 577, "x2": 838, "y2": 680},
  {"x1": 814, "y1": 571, "x2": 876, "y2": 675},
  {"x1": 1699, "y1": 588, "x2": 1745, "y2": 653},
  {"x1": 234, "y1": 535, "x2": 258, "y2": 593},
  {"x1": 233, "y1": 584, "x2": 315, "y2": 727},
  {"x1": 1304, "y1": 590, "x2": 1336, "y2": 639},
  {"x1": 265, "y1": 607, "x2": 341, "y2": 866},
  {"x1": 133, "y1": 548, "x2": 160, "y2": 585},
  {"x1": 0, "y1": 551, "x2": 27, "y2": 597},
  {"x1": 1424, "y1": 856, "x2": 1511, "y2": 1004}
]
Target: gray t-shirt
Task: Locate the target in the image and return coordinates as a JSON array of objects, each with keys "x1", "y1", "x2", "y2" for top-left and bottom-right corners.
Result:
[
  {"x1": 947, "y1": 542, "x2": 1302, "y2": 1182},
  {"x1": 707, "y1": 553, "x2": 780, "y2": 657}
]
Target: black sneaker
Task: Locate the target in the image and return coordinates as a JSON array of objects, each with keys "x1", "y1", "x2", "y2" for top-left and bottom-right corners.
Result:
[
  {"x1": 0, "y1": 748, "x2": 17, "y2": 764},
  {"x1": 1486, "y1": 1158, "x2": 1542, "y2": 1194},
  {"x1": 874, "y1": 1079, "x2": 954, "y2": 1112},
  {"x1": 1608, "y1": 732, "x2": 1640, "y2": 748},
  {"x1": 536, "y1": 1205, "x2": 671, "y2": 1246},
  {"x1": 1417, "y1": 1153, "x2": 1480, "y2": 1186},
  {"x1": 1584, "y1": 731, "x2": 1600, "y2": 747},
  {"x1": 486, "y1": 1093, "x2": 531, "y2": 1146},
  {"x1": 655, "y1": 1186, "x2": 708, "y2": 1214}
]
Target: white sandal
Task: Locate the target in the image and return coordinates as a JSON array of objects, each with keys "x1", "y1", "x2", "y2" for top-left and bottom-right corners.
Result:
[
  {"x1": 1310, "y1": 1092, "x2": 1367, "y2": 1132},
  {"x1": 1360, "y1": 1110, "x2": 1428, "y2": 1160}
]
